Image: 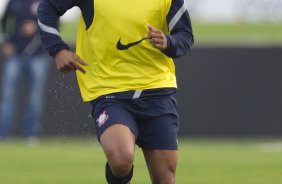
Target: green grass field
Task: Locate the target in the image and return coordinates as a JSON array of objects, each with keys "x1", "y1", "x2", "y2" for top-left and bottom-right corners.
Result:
[
  {"x1": 60, "y1": 22, "x2": 282, "y2": 46},
  {"x1": 1, "y1": 138, "x2": 282, "y2": 184}
]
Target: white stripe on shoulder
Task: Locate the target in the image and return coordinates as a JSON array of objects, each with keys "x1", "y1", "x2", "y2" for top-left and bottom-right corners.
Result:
[
  {"x1": 168, "y1": 0, "x2": 188, "y2": 32},
  {"x1": 38, "y1": 20, "x2": 60, "y2": 36}
]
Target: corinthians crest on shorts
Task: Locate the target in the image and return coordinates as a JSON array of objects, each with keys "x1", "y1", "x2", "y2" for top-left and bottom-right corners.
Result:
[{"x1": 96, "y1": 111, "x2": 109, "y2": 127}]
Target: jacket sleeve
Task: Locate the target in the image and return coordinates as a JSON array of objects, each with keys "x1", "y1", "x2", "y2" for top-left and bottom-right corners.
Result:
[
  {"x1": 1, "y1": 1, "x2": 12, "y2": 43},
  {"x1": 37, "y1": 0, "x2": 80, "y2": 57},
  {"x1": 162, "y1": 0, "x2": 194, "y2": 58}
]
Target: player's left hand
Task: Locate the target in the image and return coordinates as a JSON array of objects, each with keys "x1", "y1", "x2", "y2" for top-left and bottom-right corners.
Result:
[{"x1": 148, "y1": 25, "x2": 167, "y2": 51}]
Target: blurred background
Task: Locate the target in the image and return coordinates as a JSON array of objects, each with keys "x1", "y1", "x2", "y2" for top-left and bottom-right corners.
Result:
[{"x1": 0, "y1": 0, "x2": 281, "y2": 184}]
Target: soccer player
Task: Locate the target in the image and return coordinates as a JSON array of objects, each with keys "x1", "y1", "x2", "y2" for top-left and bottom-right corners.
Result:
[{"x1": 37, "y1": 0, "x2": 193, "y2": 183}]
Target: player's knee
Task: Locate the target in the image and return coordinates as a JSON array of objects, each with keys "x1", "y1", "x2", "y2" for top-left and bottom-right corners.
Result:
[{"x1": 108, "y1": 150, "x2": 134, "y2": 177}]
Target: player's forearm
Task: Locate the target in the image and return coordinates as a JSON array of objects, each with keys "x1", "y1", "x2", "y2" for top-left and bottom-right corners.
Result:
[
  {"x1": 37, "y1": 0, "x2": 79, "y2": 57},
  {"x1": 163, "y1": 0, "x2": 194, "y2": 58}
]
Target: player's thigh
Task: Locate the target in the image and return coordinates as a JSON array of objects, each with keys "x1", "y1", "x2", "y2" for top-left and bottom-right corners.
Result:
[
  {"x1": 100, "y1": 124, "x2": 135, "y2": 162},
  {"x1": 142, "y1": 149, "x2": 178, "y2": 184},
  {"x1": 92, "y1": 99, "x2": 138, "y2": 164}
]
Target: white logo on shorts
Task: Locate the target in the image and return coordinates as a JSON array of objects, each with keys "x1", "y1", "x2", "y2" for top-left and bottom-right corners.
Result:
[{"x1": 96, "y1": 111, "x2": 109, "y2": 127}]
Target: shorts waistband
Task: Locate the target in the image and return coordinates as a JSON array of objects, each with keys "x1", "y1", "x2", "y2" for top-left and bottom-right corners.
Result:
[{"x1": 97, "y1": 88, "x2": 176, "y2": 101}]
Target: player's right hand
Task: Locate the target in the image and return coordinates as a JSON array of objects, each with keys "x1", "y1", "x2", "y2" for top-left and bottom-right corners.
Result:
[{"x1": 55, "y1": 49, "x2": 87, "y2": 74}]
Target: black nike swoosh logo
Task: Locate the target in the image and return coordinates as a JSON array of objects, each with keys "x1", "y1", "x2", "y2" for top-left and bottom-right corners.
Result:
[{"x1": 116, "y1": 37, "x2": 147, "y2": 50}]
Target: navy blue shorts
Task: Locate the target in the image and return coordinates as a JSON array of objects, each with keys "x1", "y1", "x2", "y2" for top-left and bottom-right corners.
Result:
[{"x1": 91, "y1": 88, "x2": 179, "y2": 150}]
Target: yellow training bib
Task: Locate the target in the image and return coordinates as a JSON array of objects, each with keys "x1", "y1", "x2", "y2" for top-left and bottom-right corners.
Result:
[{"x1": 76, "y1": 0, "x2": 176, "y2": 101}]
